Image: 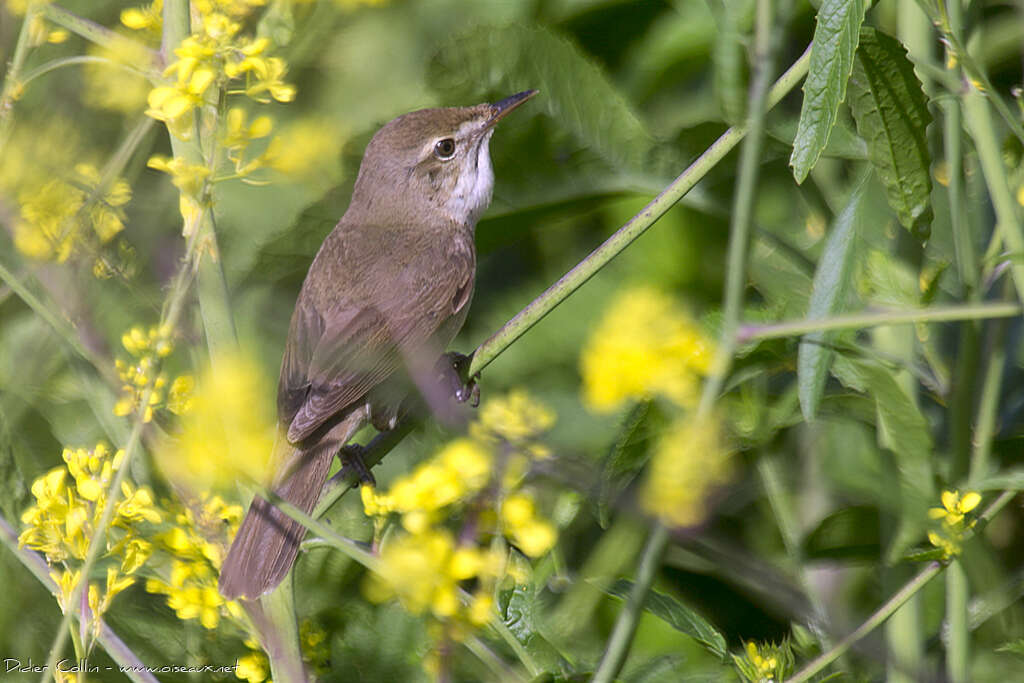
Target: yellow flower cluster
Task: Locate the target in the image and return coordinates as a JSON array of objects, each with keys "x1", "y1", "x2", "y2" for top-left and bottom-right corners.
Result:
[
  {"x1": 640, "y1": 413, "x2": 732, "y2": 528},
  {"x1": 733, "y1": 640, "x2": 794, "y2": 683},
  {"x1": 145, "y1": 494, "x2": 244, "y2": 630},
  {"x1": 927, "y1": 490, "x2": 981, "y2": 559},
  {"x1": 113, "y1": 324, "x2": 193, "y2": 423},
  {"x1": 361, "y1": 391, "x2": 557, "y2": 634},
  {"x1": 580, "y1": 286, "x2": 714, "y2": 412},
  {"x1": 144, "y1": 9, "x2": 294, "y2": 140},
  {"x1": 235, "y1": 647, "x2": 270, "y2": 683},
  {"x1": 156, "y1": 353, "x2": 276, "y2": 492},
  {"x1": 19, "y1": 443, "x2": 161, "y2": 643},
  {"x1": 14, "y1": 163, "x2": 132, "y2": 263}
]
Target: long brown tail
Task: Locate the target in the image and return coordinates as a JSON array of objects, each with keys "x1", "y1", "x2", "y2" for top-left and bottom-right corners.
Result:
[{"x1": 219, "y1": 412, "x2": 363, "y2": 600}]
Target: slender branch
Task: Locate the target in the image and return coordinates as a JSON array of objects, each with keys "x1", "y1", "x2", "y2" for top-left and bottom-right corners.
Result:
[
  {"x1": 790, "y1": 490, "x2": 1017, "y2": 682},
  {"x1": 736, "y1": 302, "x2": 1021, "y2": 342},
  {"x1": 41, "y1": 4, "x2": 161, "y2": 70},
  {"x1": 592, "y1": 1, "x2": 784, "y2": 680},
  {"x1": 962, "y1": 85, "x2": 1024, "y2": 304},
  {"x1": 0, "y1": 518, "x2": 158, "y2": 683},
  {"x1": 40, "y1": 220, "x2": 201, "y2": 683},
  {"x1": 467, "y1": 41, "x2": 813, "y2": 378},
  {"x1": 0, "y1": 0, "x2": 41, "y2": 154}
]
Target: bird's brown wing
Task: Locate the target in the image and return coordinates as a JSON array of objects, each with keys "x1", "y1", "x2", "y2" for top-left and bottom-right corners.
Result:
[{"x1": 281, "y1": 238, "x2": 474, "y2": 444}]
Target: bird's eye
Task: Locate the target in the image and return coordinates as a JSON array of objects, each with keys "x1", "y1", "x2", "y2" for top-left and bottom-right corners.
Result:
[{"x1": 434, "y1": 138, "x2": 456, "y2": 159}]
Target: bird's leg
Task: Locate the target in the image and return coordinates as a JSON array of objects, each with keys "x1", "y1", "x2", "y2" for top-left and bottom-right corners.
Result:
[
  {"x1": 334, "y1": 443, "x2": 377, "y2": 487},
  {"x1": 436, "y1": 351, "x2": 481, "y2": 407}
]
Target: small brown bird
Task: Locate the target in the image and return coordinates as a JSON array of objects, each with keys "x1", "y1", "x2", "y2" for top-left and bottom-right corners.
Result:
[{"x1": 219, "y1": 90, "x2": 537, "y2": 600}]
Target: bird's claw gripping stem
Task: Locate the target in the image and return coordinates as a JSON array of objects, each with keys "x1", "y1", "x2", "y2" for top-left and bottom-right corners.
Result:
[
  {"x1": 438, "y1": 351, "x2": 480, "y2": 407},
  {"x1": 335, "y1": 443, "x2": 376, "y2": 487}
]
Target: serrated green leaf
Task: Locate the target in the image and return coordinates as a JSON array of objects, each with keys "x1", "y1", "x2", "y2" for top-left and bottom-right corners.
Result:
[
  {"x1": 790, "y1": 0, "x2": 867, "y2": 182},
  {"x1": 996, "y1": 639, "x2": 1024, "y2": 657},
  {"x1": 429, "y1": 24, "x2": 661, "y2": 174},
  {"x1": 598, "y1": 401, "x2": 666, "y2": 527},
  {"x1": 802, "y1": 505, "x2": 880, "y2": 560},
  {"x1": 798, "y1": 176, "x2": 866, "y2": 421},
  {"x1": 848, "y1": 27, "x2": 934, "y2": 239},
  {"x1": 501, "y1": 584, "x2": 570, "y2": 674},
  {"x1": 606, "y1": 579, "x2": 728, "y2": 660}
]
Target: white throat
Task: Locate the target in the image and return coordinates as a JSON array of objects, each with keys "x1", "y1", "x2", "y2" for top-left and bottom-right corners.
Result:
[{"x1": 445, "y1": 129, "x2": 495, "y2": 226}]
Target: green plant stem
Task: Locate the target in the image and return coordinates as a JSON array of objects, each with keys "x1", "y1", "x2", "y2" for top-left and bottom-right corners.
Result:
[
  {"x1": 963, "y1": 85, "x2": 1024, "y2": 304},
  {"x1": 466, "y1": 41, "x2": 813, "y2": 378},
  {"x1": 40, "y1": 191, "x2": 201, "y2": 683},
  {"x1": 590, "y1": 523, "x2": 670, "y2": 683},
  {"x1": 946, "y1": 561, "x2": 969, "y2": 683},
  {"x1": 737, "y1": 301, "x2": 1021, "y2": 341},
  {"x1": 0, "y1": 518, "x2": 158, "y2": 683},
  {"x1": 968, "y1": 313, "x2": 1008, "y2": 485},
  {"x1": 0, "y1": 0, "x2": 41, "y2": 153},
  {"x1": 790, "y1": 490, "x2": 1016, "y2": 682},
  {"x1": 592, "y1": 2, "x2": 782, "y2": 680},
  {"x1": 41, "y1": 4, "x2": 160, "y2": 69},
  {"x1": 20, "y1": 56, "x2": 153, "y2": 90}
]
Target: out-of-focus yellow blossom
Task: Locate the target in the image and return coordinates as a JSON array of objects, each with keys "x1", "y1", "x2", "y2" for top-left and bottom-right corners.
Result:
[
  {"x1": 501, "y1": 493, "x2": 557, "y2": 557},
  {"x1": 640, "y1": 414, "x2": 732, "y2": 528},
  {"x1": 13, "y1": 163, "x2": 132, "y2": 263},
  {"x1": 222, "y1": 107, "x2": 274, "y2": 177},
  {"x1": 927, "y1": 490, "x2": 980, "y2": 560},
  {"x1": 262, "y1": 118, "x2": 345, "y2": 185},
  {"x1": 364, "y1": 529, "x2": 501, "y2": 628},
  {"x1": 147, "y1": 155, "x2": 211, "y2": 199},
  {"x1": 733, "y1": 640, "x2": 794, "y2": 683},
  {"x1": 145, "y1": 494, "x2": 244, "y2": 629},
  {"x1": 113, "y1": 324, "x2": 190, "y2": 423},
  {"x1": 19, "y1": 443, "x2": 160, "y2": 645},
  {"x1": 580, "y1": 286, "x2": 714, "y2": 412},
  {"x1": 300, "y1": 618, "x2": 330, "y2": 675},
  {"x1": 6, "y1": 1, "x2": 70, "y2": 47},
  {"x1": 155, "y1": 353, "x2": 276, "y2": 492},
  {"x1": 472, "y1": 389, "x2": 556, "y2": 444},
  {"x1": 235, "y1": 649, "x2": 270, "y2": 683},
  {"x1": 82, "y1": 40, "x2": 154, "y2": 112},
  {"x1": 120, "y1": 0, "x2": 163, "y2": 40}
]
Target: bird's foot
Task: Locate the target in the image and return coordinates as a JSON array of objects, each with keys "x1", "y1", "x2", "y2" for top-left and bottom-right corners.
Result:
[
  {"x1": 335, "y1": 444, "x2": 376, "y2": 487},
  {"x1": 437, "y1": 351, "x2": 480, "y2": 407}
]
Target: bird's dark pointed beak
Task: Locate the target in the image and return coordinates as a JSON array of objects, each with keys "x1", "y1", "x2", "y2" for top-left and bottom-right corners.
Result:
[{"x1": 485, "y1": 90, "x2": 538, "y2": 128}]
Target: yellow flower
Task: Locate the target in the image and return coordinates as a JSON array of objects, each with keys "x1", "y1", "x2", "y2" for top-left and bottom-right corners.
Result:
[
  {"x1": 928, "y1": 490, "x2": 981, "y2": 526},
  {"x1": 472, "y1": 389, "x2": 556, "y2": 443},
  {"x1": 581, "y1": 286, "x2": 714, "y2": 412},
  {"x1": 734, "y1": 640, "x2": 794, "y2": 683},
  {"x1": 640, "y1": 414, "x2": 732, "y2": 528},
  {"x1": 235, "y1": 650, "x2": 269, "y2": 683},
  {"x1": 927, "y1": 490, "x2": 981, "y2": 559},
  {"x1": 155, "y1": 353, "x2": 276, "y2": 491},
  {"x1": 262, "y1": 117, "x2": 345, "y2": 185},
  {"x1": 147, "y1": 155, "x2": 211, "y2": 199}
]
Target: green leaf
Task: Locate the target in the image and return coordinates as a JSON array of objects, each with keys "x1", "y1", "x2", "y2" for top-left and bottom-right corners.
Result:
[
  {"x1": 997, "y1": 639, "x2": 1024, "y2": 658},
  {"x1": 847, "y1": 27, "x2": 934, "y2": 239},
  {"x1": 501, "y1": 583, "x2": 570, "y2": 675},
  {"x1": 798, "y1": 175, "x2": 866, "y2": 421},
  {"x1": 802, "y1": 505, "x2": 880, "y2": 560},
  {"x1": 606, "y1": 579, "x2": 728, "y2": 660},
  {"x1": 971, "y1": 468, "x2": 1024, "y2": 491},
  {"x1": 831, "y1": 357, "x2": 934, "y2": 560},
  {"x1": 707, "y1": 0, "x2": 749, "y2": 124},
  {"x1": 428, "y1": 24, "x2": 664, "y2": 175},
  {"x1": 597, "y1": 401, "x2": 667, "y2": 527},
  {"x1": 790, "y1": 0, "x2": 867, "y2": 182}
]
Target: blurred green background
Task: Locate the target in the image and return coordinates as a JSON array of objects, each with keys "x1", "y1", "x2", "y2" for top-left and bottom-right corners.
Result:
[{"x1": 2, "y1": 0, "x2": 1024, "y2": 681}]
